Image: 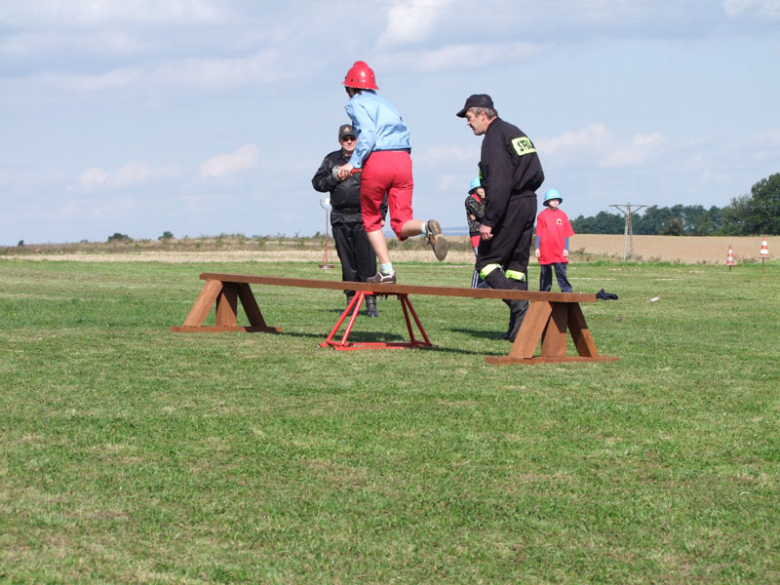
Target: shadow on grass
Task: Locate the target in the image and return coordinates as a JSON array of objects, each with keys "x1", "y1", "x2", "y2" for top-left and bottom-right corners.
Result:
[
  {"x1": 447, "y1": 327, "x2": 506, "y2": 341},
  {"x1": 263, "y1": 327, "x2": 508, "y2": 357}
]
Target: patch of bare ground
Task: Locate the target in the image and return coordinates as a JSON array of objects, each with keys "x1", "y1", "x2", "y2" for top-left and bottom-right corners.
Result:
[{"x1": 570, "y1": 235, "x2": 779, "y2": 264}]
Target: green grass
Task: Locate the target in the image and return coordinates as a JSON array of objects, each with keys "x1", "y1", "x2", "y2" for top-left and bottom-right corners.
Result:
[{"x1": 1, "y1": 259, "x2": 778, "y2": 584}]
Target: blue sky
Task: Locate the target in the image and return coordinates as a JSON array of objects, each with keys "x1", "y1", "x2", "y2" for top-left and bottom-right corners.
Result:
[{"x1": 1, "y1": 0, "x2": 779, "y2": 245}]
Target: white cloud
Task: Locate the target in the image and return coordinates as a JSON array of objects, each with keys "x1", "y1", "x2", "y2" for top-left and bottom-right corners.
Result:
[
  {"x1": 156, "y1": 50, "x2": 282, "y2": 89},
  {"x1": 537, "y1": 124, "x2": 665, "y2": 169},
  {"x1": 631, "y1": 133, "x2": 664, "y2": 147},
  {"x1": 723, "y1": 0, "x2": 780, "y2": 18},
  {"x1": 115, "y1": 161, "x2": 153, "y2": 186},
  {"x1": 600, "y1": 133, "x2": 666, "y2": 168},
  {"x1": 200, "y1": 144, "x2": 260, "y2": 178},
  {"x1": 377, "y1": 42, "x2": 541, "y2": 73},
  {"x1": 0, "y1": 0, "x2": 226, "y2": 27},
  {"x1": 65, "y1": 67, "x2": 143, "y2": 92},
  {"x1": 56, "y1": 194, "x2": 138, "y2": 221},
  {"x1": 77, "y1": 162, "x2": 178, "y2": 190},
  {"x1": 377, "y1": 0, "x2": 455, "y2": 47},
  {"x1": 537, "y1": 123, "x2": 612, "y2": 156},
  {"x1": 13, "y1": 49, "x2": 283, "y2": 96},
  {"x1": 42, "y1": 51, "x2": 283, "y2": 93},
  {"x1": 0, "y1": 31, "x2": 149, "y2": 56},
  {"x1": 79, "y1": 167, "x2": 110, "y2": 188},
  {"x1": 437, "y1": 173, "x2": 469, "y2": 192},
  {"x1": 414, "y1": 144, "x2": 480, "y2": 166},
  {"x1": 749, "y1": 127, "x2": 780, "y2": 162},
  {"x1": 756, "y1": 128, "x2": 780, "y2": 143}
]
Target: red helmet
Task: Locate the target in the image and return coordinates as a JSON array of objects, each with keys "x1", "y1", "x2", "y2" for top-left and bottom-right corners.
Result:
[{"x1": 343, "y1": 60, "x2": 378, "y2": 90}]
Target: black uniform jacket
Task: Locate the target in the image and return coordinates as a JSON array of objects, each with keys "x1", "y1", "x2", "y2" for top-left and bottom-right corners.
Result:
[
  {"x1": 312, "y1": 150, "x2": 388, "y2": 222},
  {"x1": 312, "y1": 149, "x2": 362, "y2": 212},
  {"x1": 479, "y1": 118, "x2": 545, "y2": 229}
]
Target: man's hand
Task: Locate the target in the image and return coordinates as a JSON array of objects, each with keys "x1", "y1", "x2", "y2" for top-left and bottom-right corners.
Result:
[
  {"x1": 479, "y1": 225, "x2": 493, "y2": 240},
  {"x1": 534, "y1": 249, "x2": 540, "y2": 258},
  {"x1": 337, "y1": 164, "x2": 354, "y2": 181},
  {"x1": 563, "y1": 249, "x2": 569, "y2": 258}
]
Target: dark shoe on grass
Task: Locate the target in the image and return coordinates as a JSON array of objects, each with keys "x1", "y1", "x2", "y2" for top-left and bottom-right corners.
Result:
[
  {"x1": 366, "y1": 295, "x2": 379, "y2": 317},
  {"x1": 345, "y1": 293, "x2": 356, "y2": 316}
]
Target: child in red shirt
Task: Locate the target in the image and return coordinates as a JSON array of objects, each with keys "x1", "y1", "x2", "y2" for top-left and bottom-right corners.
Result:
[{"x1": 535, "y1": 188, "x2": 574, "y2": 293}]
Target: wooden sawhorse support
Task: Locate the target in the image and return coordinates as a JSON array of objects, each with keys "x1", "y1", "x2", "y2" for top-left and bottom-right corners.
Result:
[
  {"x1": 170, "y1": 279, "x2": 281, "y2": 334},
  {"x1": 485, "y1": 300, "x2": 617, "y2": 365},
  {"x1": 171, "y1": 273, "x2": 618, "y2": 365}
]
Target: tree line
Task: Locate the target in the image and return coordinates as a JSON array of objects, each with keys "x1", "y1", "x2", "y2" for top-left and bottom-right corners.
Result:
[{"x1": 571, "y1": 173, "x2": 780, "y2": 236}]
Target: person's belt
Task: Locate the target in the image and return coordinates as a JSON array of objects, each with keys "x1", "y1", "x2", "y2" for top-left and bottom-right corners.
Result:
[
  {"x1": 332, "y1": 206, "x2": 362, "y2": 214},
  {"x1": 510, "y1": 189, "x2": 538, "y2": 198}
]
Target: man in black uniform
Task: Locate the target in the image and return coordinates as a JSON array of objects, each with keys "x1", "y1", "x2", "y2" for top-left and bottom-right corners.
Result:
[
  {"x1": 312, "y1": 124, "x2": 385, "y2": 317},
  {"x1": 456, "y1": 94, "x2": 545, "y2": 341}
]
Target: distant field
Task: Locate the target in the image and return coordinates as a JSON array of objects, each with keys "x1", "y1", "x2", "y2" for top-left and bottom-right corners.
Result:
[
  {"x1": 571, "y1": 234, "x2": 779, "y2": 264},
  {"x1": 3, "y1": 234, "x2": 778, "y2": 265}
]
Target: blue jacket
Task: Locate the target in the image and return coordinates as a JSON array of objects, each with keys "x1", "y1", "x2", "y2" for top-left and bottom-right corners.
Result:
[{"x1": 345, "y1": 90, "x2": 411, "y2": 169}]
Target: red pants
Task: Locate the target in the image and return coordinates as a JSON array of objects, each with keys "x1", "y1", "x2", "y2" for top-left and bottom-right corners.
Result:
[{"x1": 360, "y1": 150, "x2": 414, "y2": 239}]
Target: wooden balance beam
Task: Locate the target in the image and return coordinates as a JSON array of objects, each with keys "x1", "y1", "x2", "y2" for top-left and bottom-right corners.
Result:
[{"x1": 171, "y1": 273, "x2": 618, "y2": 365}]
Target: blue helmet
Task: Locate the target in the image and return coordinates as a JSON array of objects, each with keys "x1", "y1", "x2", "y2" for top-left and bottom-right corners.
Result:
[
  {"x1": 468, "y1": 176, "x2": 481, "y2": 193},
  {"x1": 544, "y1": 188, "x2": 562, "y2": 205}
]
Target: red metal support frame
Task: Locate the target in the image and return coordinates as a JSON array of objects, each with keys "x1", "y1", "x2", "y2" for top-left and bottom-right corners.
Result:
[{"x1": 319, "y1": 291, "x2": 433, "y2": 351}]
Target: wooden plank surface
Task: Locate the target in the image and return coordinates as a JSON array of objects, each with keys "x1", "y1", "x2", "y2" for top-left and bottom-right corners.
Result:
[{"x1": 198, "y1": 273, "x2": 597, "y2": 303}]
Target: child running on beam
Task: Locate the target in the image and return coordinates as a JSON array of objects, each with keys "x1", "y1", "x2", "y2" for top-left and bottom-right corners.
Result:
[{"x1": 336, "y1": 60, "x2": 447, "y2": 284}]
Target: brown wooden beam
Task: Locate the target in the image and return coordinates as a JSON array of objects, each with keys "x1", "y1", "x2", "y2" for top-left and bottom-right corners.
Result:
[{"x1": 198, "y1": 273, "x2": 597, "y2": 303}]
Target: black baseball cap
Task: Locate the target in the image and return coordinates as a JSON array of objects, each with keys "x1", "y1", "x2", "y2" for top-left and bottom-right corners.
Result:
[
  {"x1": 456, "y1": 94, "x2": 494, "y2": 118},
  {"x1": 339, "y1": 124, "x2": 356, "y2": 139}
]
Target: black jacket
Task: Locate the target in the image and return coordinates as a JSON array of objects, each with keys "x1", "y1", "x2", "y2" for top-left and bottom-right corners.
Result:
[
  {"x1": 479, "y1": 118, "x2": 545, "y2": 228},
  {"x1": 312, "y1": 149, "x2": 388, "y2": 222},
  {"x1": 312, "y1": 149, "x2": 362, "y2": 211}
]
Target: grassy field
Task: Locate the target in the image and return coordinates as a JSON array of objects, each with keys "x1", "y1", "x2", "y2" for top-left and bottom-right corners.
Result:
[{"x1": 1, "y1": 258, "x2": 778, "y2": 584}]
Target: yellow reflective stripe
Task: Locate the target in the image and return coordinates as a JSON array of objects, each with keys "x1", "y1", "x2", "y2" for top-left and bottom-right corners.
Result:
[
  {"x1": 505, "y1": 270, "x2": 526, "y2": 282},
  {"x1": 479, "y1": 264, "x2": 502, "y2": 280},
  {"x1": 511, "y1": 136, "x2": 536, "y2": 157}
]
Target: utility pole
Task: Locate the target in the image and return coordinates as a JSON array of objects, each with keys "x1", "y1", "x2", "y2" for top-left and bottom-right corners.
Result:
[{"x1": 610, "y1": 203, "x2": 646, "y2": 261}]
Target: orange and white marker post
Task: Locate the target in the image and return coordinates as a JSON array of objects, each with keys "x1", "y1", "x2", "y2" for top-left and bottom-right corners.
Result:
[
  {"x1": 760, "y1": 238, "x2": 769, "y2": 272},
  {"x1": 726, "y1": 245, "x2": 736, "y2": 271}
]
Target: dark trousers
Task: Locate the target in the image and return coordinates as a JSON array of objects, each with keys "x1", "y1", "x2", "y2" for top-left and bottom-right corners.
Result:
[
  {"x1": 332, "y1": 216, "x2": 377, "y2": 296},
  {"x1": 471, "y1": 246, "x2": 487, "y2": 289},
  {"x1": 539, "y1": 263, "x2": 572, "y2": 293},
  {"x1": 475, "y1": 196, "x2": 537, "y2": 275}
]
